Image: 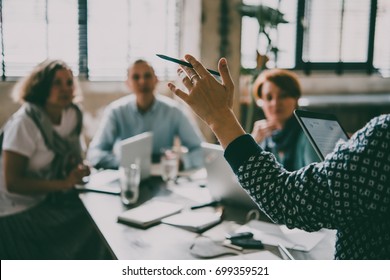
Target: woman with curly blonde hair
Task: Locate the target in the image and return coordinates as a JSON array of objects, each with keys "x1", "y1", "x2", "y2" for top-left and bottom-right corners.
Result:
[{"x1": 0, "y1": 60, "x2": 110, "y2": 259}]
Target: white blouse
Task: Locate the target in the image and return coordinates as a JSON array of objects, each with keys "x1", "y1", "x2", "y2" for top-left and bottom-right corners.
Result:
[{"x1": 0, "y1": 105, "x2": 77, "y2": 216}]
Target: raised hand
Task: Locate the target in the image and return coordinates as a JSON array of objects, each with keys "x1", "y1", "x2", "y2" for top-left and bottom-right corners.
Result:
[
  {"x1": 168, "y1": 55, "x2": 234, "y2": 125},
  {"x1": 168, "y1": 55, "x2": 245, "y2": 148},
  {"x1": 251, "y1": 119, "x2": 279, "y2": 143}
]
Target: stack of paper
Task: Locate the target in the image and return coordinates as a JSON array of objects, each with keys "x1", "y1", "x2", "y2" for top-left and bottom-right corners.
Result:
[{"x1": 118, "y1": 200, "x2": 183, "y2": 228}]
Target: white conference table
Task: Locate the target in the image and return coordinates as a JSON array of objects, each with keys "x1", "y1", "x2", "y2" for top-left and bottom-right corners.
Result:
[{"x1": 79, "y1": 170, "x2": 336, "y2": 260}]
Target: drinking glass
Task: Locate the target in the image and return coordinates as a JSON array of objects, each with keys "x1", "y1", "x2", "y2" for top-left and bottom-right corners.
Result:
[
  {"x1": 120, "y1": 163, "x2": 140, "y2": 205},
  {"x1": 160, "y1": 148, "x2": 179, "y2": 185}
]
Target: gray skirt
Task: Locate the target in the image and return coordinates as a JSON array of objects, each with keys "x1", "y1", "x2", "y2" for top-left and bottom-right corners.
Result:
[{"x1": 0, "y1": 191, "x2": 112, "y2": 260}]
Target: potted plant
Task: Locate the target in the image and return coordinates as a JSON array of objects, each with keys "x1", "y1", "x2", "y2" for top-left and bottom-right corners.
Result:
[{"x1": 237, "y1": 3, "x2": 288, "y2": 130}]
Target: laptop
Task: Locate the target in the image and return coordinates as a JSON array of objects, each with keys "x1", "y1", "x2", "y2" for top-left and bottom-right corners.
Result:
[
  {"x1": 119, "y1": 132, "x2": 153, "y2": 180},
  {"x1": 294, "y1": 109, "x2": 350, "y2": 160},
  {"x1": 76, "y1": 132, "x2": 153, "y2": 194},
  {"x1": 201, "y1": 142, "x2": 259, "y2": 209}
]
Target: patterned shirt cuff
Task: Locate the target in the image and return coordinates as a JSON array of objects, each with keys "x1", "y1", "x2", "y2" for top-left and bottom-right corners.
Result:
[{"x1": 224, "y1": 134, "x2": 263, "y2": 173}]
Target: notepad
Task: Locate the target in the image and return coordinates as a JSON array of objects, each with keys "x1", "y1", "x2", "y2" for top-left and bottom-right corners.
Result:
[
  {"x1": 75, "y1": 169, "x2": 121, "y2": 195},
  {"x1": 161, "y1": 211, "x2": 222, "y2": 233},
  {"x1": 117, "y1": 200, "x2": 183, "y2": 228}
]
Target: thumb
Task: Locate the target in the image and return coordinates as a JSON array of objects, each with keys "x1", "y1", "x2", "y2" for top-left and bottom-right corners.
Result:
[{"x1": 218, "y1": 58, "x2": 234, "y2": 92}]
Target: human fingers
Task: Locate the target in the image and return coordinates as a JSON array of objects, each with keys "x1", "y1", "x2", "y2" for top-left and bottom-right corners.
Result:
[
  {"x1": 81, "y1": 160, "x2": 92, "y2": 176},
  {"x1": 252, "y1": 121, "x2": 274, "y2": 137},
  {"x1": 83, "y1": 159, "x2": 92, "y2": 168},
  {"x1": 218, "y1": 57, "x2": 233, "y2": 92},
  {"x1": 184, "y1": 54, "x2": 211, "y2": 79},
  {"x1": 266, "y1": 120, "x2": 280, "y2": 131},
  {"x1": 253, "y1": 120, "x2": 267, "y2": 129},
  {"x1": 168, "y1": 82, "x2": 189, "y2": 104},
  {"x1": 251, "y1": 121, "x2": 265, "y2": 142},
  {"x1": 65, "y1": 171, "x2": 78, "y2": 188},
  {"x1": 261, "y1": 124, "x2": 278, "y2": 138},
  {"x1": 252, "y1": 121, "x2": 267, "y2": 141},
  {"x1": 79, "y1": 164, "x2": 91, "y2": 177},
  {"x1": 68, "y1": 166, "x2": 87, "y2": 183},
  {"x1": 217, "y1": 57, "x2": 234, "y2": 107},
  {"x1": 177, "y1": 68, "x2": 194, "y2": 90},
  {"x1": 179, "y1": 64, "x2": 200, "y2": 84}
]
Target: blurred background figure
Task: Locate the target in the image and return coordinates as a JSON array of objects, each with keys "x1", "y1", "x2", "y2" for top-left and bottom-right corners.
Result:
[
  {"x1": 250, "y1": 69, "x2": 319, "y2": 171},
  {"x1": 87, "y1": 59, "x2": 204, "y2": 170},
  {"x1": 0, "y1": 60, "x2": 110, "y2": 259}
]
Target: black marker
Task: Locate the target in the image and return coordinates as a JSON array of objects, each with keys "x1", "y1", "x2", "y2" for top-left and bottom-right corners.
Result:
[
  {"x1": 156, "y1": 54, "x2": 220, "y2": 76},
  {"x1": 190, "y1": 200, "x2": 220, "y2": 210}
]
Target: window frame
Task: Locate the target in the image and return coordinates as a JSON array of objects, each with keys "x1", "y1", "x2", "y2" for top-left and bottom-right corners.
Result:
[{"x1": 295, "y1": 0, "x2": 378, "y2": 74}]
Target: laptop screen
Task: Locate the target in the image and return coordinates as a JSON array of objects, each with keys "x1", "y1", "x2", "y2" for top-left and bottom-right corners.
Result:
[
  {"x1": 119, "y1": 132, "x2": 153, "y2": 180},
  {"x1": 202, "y1": 142, "x2": 258, "y2": 209}
]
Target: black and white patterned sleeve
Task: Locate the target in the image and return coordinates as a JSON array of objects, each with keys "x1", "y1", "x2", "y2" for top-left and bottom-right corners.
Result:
[{"x1": 224, "y1": 115, "x2": 390, "y2": 232}]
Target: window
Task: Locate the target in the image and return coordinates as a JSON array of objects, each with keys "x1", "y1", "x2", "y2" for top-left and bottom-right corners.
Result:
[
  {"x1": 297, "y1": 0, "x2": 374, "y2": 73},
  {"x1": 87, "y1": 0, "x2": 181, "y2": 81},
  {"x1": 0, "y1": 0, "x2": 78, "y2": 78},
  {"x1": 303, "y1": 0, "x2": 370, "y2": 63},
  {"x1": 374, "y1": 0, "x2": 390, "y2": 77},
  {"x1": 240, "y1": 0, "x2": 390, "y2": 75},
  {"x1": 0, "y1": 0, "x2": 183, "y2": 81},
  {"x1": 240, "y1": 0, "x2": 298, "y2": 69}
]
